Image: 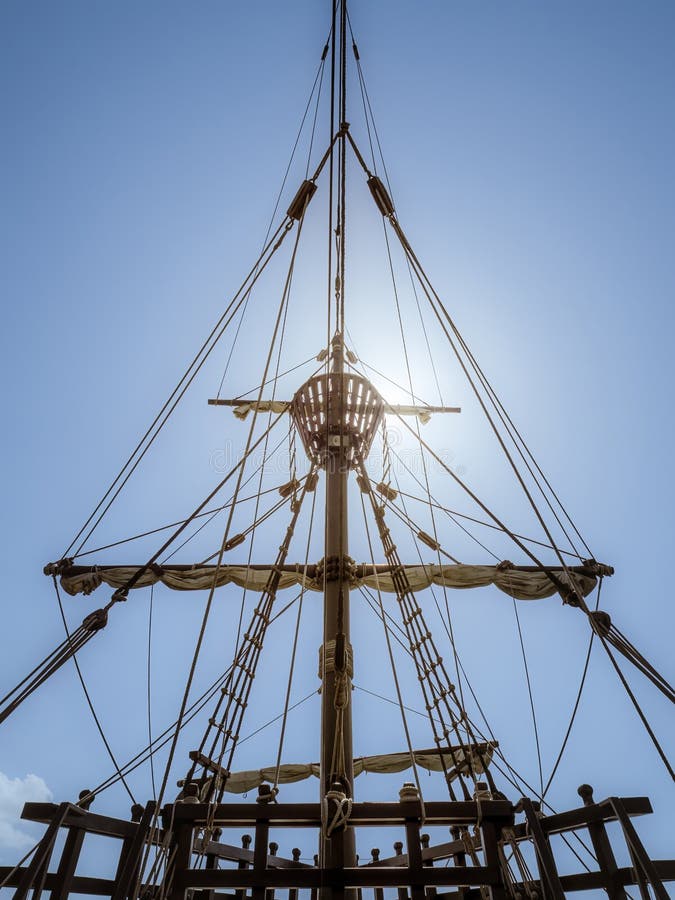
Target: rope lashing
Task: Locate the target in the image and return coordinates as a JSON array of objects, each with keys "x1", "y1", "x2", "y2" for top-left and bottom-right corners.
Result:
[
  {"x1": 256, "y1": 783, "x2": 279, "y2": 804},
  {"x1": 278, "y1": 479, "x2": 300, "y2": 499},
  {"x1": 376, "y1": 481, "x2": 397, "y2": 501},
  {"x1": 589, "y1": 609, "x2": 611, "y2": 638},
  {"x1": 333, "y1": 671, "x2": 350, "y2": 710},
  {"x1": 223, "y1": 533, "x2": 246, "y2": 552},
  {"x1": 322, "y1": 783, "x2": 353, "y2": 836}
]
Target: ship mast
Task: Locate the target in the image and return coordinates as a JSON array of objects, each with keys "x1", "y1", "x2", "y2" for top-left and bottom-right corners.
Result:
[{"x1": 320, "y1": 0, "x2": 356, "y2": 876}]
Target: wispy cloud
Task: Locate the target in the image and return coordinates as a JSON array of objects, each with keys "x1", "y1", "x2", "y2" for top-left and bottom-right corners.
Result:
[{"x1": 0, "y1": 772, "x2": 52, "y2": 860}]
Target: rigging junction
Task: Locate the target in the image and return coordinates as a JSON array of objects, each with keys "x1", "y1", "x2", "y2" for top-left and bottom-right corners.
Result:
[{"x1": 1, "y1": 2, "x2": 674, "y2": 899}]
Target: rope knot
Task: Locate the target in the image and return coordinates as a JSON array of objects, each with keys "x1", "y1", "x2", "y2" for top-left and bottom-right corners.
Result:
[
  {"x1": 322, "y1": 783, "x2": 352, "y2": 835},
  {"x1": 256, "y1": 783, "x2": 278, "y2": 804}
]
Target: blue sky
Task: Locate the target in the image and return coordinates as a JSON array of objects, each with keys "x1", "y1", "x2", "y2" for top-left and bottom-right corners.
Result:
[{"x1": 1, "y1": 0, "x2": 673, "y2": 879}]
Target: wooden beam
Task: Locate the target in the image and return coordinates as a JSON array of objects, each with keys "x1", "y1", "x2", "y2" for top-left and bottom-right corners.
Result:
[
  {"x1": 510, "y1": 796, "x2": 651, "y2": 838},
  {"x1": 173, "y1": 867, "x2": 497, "y2": 890},
  {"x1": 0, "y1": 861, "x2": 672, "y2": 896},
  {"x1": 194, "y1": 837, "x2": 312, "y2": 869},
  {"x1": 22, "y1": 803, "x2": 140, "y2": 840},
  {"x1": 166, "y1": 799, "x2": 513, "y2": 828}
]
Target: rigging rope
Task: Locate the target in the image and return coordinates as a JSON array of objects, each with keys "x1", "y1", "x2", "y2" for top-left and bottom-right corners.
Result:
[
  {"x1": 384, "y1": 210, "x2": 590, "y2": 576},
  {"x1": 137, "y1": 197, "x2": 316, "y2": 890},
  {"x1": 349, "y1": 10, "x2": 446, "y2": 406},
  {"x1": 214, "y1": 29, "x2": 328, "y2": 403},
  {"x1": 542, "y1": 579, "x2": 601, "y2": 798},
  {"x1": 161, "y1": 468, "x2": 297, "y2": 566},
  {"x1": 596, "y1": 633, "x2": 674, "y2": 781},
  {"x1": 78, "y1": 594, "x2": 303, "y2": 804},
  {"x1": 186, "y1": 469, "x2": 317, "y2": 803},
  {"x1": 272, "y1": 488, "x2": 318, "y2": 790},
  {"x1": 352, "y1": 681, "x2": 601, "y2": 876},
  {"x1": 389, "y1": 411, "x2": 582, "y2": 602},
  {"x1": 395, "y1": 483, "x2": 583, "y2": 561},
  {"x1": 386, "y1": 455, "x2": 475, "y2": 737},
  {"x1": 147, "y1": 583, "x2": 157, "y2": 801},
  {"x1": 344, "y1": 122, "x2": 594, "y2": 589},
  {"x1": 347, "y1": 344, "x2": 583, "y2": 565},
  {"x1": 511, "y1": 594, "x2": 544, "y2": 798},
  {"x1": 397, "y1": 232, "x2": 581, "y2": 570},
  {"x1": 64, "y1": 218, "x2": 293, "y2": 559},
  {"x1": 70, "y1": 468, "x2": 287, "y2": 559},
  {"x1": 227, "y1": 225, "x2": 307, "y2": 662},
  {"x1": 0, "y1": 618, "x2": 101, "y2": 724},
  {"x1": 64, "y1": 117, "x2": 336, "y2": 562},
  {"x1": 359, "y1": 492, "x2": 427, "y2": 817},
  {"x1": 357, "y1": 456, "x2": 493, "y2": 801},
  {"x1": 53, "y1": 577, "x2": 136, "y2": 804}
]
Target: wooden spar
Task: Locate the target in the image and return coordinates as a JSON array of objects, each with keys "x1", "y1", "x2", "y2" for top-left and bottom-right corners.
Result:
[
  {"x1": 61, "y1": 562, "x2": 610, "y2": 578},
  {"x1": 207, "y1": 396, "x2": 461, "y2": 416}
]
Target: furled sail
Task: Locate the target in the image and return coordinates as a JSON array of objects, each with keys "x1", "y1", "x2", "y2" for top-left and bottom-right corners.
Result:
[
  {"x1": 212, "y1": 744, "x2": 495, "y2": 795},
  {"x1": 59, "y1": 562, "x2": 601, "y2": 601},
  {"x1": 207, "y1": 398, "x2": 460, "y2": 423}
]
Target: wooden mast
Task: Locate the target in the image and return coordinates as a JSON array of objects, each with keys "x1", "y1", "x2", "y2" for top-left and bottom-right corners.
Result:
[
  {"x1": 320, "y1": 0, "x2": 356, "y2": 880},
  {"x1": 320, "y1": 334, "x2": 357, "y2": 879}
]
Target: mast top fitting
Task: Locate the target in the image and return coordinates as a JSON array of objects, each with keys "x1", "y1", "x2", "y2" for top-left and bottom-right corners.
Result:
[{"x1": 291, "y1": 369, "x2": 384, "y2": 468}]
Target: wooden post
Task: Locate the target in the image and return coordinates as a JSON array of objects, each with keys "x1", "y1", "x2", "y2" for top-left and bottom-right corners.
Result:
[
  {"x1": 609, "y1": 797, "x2": 669, "y2": 900},
  {"x1": 236, "y1": 834, "x2": 252, "y2": 900},
  {"x1": 400, "y1": 785, "x2": 425, "y2": 900},
  {"x1": 577, "y1": 785, "x2": 627, "y2": 900},
  {"x1": 477, "y1": 800, "x2": 511, "y2": 900},
  {"x1": 393, "y1": 842, "x2": 408, "y2": 900},
  {"x1": 251, "y1": 816, "x2": 270, "y2": 900},
  {"x1": 196, "y1": 825, "x2": 222, "y2": 900},
  {"x1": 420, "y1": 834, "x2": 436, "y2": 899},
  {"x1": 167, "y1": 799, "x2": 195, "y2": 900},
  {"x1": 111, "y1": 801, "x2": 157, "y2": 900},
  {"x1": 267, "y1": 841, "x2": 278, "y2": 900},
  {"x1": 517, "y1": 799, "x2": 564, "y2": 900},
  {"x1": 14, "y1": 803, "x2": 73, "y2": 900},
  {"x1": 289, "y1": 848, "x2": 302, "y2": 900},
  {"x1": 47, "y1": 791, "x2": 93, "y2": 900},
  {"x1": 449, "y1": 827, "x2": 467, "y2": 899}
]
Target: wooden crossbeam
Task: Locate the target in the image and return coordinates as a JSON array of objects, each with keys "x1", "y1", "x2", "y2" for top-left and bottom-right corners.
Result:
[
  {"x1": 194, "y1": 837, "x2": 312, "y2": 869},
  {"x1": 1, "y1": 863, "x2": 672, "y2": 897},
  {"x1": 188, "y1": 749, "x2": 228, "y2": 779},
  {"x1": 207, "y1": 398, "x2": 461, "y2": 416},
  {"x1": 166, "y1": 799, "x2": 514, "y2": 828},
  {"x1": 510, "y1": 796, "x2": 652, "y2": 838}
]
